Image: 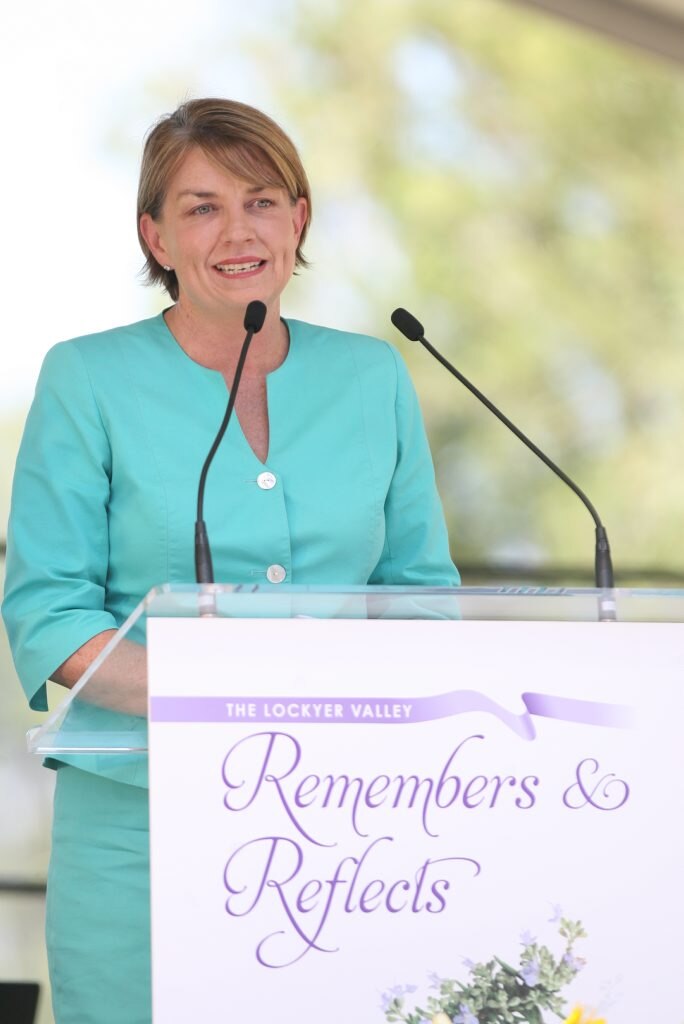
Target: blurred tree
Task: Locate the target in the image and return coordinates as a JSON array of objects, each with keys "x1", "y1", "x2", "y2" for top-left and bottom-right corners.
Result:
[{"x1": 250, "y1": 0, "x2": 684, "y2": 581}]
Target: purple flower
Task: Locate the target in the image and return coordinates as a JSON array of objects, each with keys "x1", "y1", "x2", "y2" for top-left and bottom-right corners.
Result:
[
  {"x1": 453, "y1": 1005, "x2": 479, "y2": 1024},
  {"x1": 460, "y1": 956, "x2": 476, "y2": 970},
  {"x1": 380, "y1": 983, "x2": 417, "y2": 1010},
  {"x1": 428, "y1": 971, "x2": 443, "y2": 989},
  {"x1": 520, "y1": 930, "x2": 537, "y2": 946},
  {"x1": 521, "y1": 960, "x2": 540, "y2": 987},
  {"x1": 563, "y1": 952, "x2": 585, "y2": 973},
  {"x1": 548, "y1": 903, "x2": 563, "y2": 923}
]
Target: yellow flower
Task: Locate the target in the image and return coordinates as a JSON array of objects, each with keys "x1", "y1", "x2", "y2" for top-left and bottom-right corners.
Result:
[
  {"x1": 431, "y1": 1014, "x2": 453, "y2": 1024},
  {"x1": 563, "y1": 1006, "x2": 606, "y2": 1024}
]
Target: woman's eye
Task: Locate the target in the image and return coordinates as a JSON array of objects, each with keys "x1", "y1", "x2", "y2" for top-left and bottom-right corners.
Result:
[
  {"x1": 193, "y1": 204, "x2": 213, "y2": 215},
  {"x1": 253, "y1": 198, "x2": 273, "y2": 209}
]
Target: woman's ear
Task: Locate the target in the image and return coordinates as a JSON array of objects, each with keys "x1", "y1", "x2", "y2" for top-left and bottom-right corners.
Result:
[
  {"x1": 291, "y1": 197, "x2": 308, "y2": 244},
  {"x1": 140, "y1": 213, "x2": 170, "y2": 267}
]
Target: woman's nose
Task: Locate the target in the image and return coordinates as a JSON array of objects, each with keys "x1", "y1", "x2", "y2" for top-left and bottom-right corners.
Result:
[{"x1": 221, "y1": 205, "x2": 254, "y2": 244}]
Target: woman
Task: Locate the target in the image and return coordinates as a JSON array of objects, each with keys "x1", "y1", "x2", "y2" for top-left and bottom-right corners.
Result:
[{"x1": 2, "y1": 98, "x2": 458, "y2": 1023}]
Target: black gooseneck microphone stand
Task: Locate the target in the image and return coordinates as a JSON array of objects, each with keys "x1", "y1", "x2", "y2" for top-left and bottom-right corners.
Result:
[
  {"x1": 195, "y1": 300, "x2": 268, "y2": 590},
  {"x1": 391, "y1": 307, "x2": 616, "y2": 621}
]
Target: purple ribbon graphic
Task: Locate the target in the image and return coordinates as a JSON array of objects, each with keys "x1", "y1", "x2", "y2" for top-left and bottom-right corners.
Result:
[{"x1": 150, "y1": 690, "x2": 634, "y2": 740}]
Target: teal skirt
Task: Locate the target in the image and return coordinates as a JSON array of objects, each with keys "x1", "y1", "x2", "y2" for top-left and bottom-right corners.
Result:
[{"x1": 47, "y1": 766, "x2": 151, "y2": 1024}]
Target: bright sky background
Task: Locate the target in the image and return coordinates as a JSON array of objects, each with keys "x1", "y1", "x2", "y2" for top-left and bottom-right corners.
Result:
[{"x1": 1, "y1": 0, "x2": 341, "y2": 412}]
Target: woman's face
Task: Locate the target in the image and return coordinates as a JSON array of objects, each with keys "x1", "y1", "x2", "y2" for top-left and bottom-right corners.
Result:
[{"x1": 140, "y1": 147, "x2": 307, "y2": 322}]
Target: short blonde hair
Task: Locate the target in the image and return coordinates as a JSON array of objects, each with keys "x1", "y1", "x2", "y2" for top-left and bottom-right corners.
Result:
[{"x1": 137, "y1": 98, "x2": 312, "y2": 300}]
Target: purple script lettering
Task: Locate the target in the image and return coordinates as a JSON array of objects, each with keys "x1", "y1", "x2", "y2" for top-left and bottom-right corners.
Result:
[
  {"x1": 221, "y1": 731, "x2": 540, "y2": 845},
  {"x1": 223, "y1": 834, "x2": 480, "y2": 968},
  {"x1": 562, "y1": 758, "x2": 630, "y2": 810}
]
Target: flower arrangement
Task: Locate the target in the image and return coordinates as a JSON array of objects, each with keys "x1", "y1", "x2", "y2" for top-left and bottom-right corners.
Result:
[{"x1": 382, "y1": 915, "x2": 603, "y2": 1024}]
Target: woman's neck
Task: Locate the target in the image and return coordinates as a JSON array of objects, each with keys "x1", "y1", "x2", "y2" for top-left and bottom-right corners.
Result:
[{"x1": 163, "y1": 299, "x2": 288, "y2": 376}]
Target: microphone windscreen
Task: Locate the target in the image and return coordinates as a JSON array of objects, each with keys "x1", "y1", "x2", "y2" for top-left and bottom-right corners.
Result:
[
  {"x1": 244, "y1": 300, "x2": 267, "y2": 333},
  {"x1": 391, "y1": 307, "x2": 424, "y2": 342}
]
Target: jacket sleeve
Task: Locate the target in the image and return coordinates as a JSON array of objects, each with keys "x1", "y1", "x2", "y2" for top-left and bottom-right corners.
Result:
[
  {"x1": 2, "y1": 342, "x2": 118, "y2": 710},
  {"x1": 368, "y1": 345, "x2": 460, "y2": 587}
]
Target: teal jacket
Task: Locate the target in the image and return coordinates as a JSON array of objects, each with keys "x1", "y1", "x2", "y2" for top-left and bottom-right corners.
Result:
[{"x1": 2, "y1": 314, "x2": 459, "y2": 783}]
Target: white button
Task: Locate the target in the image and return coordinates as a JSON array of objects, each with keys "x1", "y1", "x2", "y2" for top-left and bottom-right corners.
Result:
[
  {"x1": 266, "y1": 564, "x2": 286, "y2": 584},
  {"x1": 257, "y1": 472, "x2": 277, "y2": 490}
]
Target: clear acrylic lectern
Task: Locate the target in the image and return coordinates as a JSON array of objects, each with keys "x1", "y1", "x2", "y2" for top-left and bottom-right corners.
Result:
[{"x1": 26, "y1": 583, "x2": 684, "y2": 756}]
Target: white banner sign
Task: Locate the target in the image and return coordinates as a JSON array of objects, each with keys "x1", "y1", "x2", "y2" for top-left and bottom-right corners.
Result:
[{"x1": 147, "y1": 618, "x2": 683, "y2": 1024}]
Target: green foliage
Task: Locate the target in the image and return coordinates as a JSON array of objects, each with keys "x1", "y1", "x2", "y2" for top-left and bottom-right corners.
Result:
[{"x1": 384, "y1": 917, "x2": 587, "y2": 1024}]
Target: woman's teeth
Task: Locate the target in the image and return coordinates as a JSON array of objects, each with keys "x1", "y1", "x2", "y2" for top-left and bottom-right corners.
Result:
[{"x1": 215, "y1": 261, "x2": 262, "y2": 274}]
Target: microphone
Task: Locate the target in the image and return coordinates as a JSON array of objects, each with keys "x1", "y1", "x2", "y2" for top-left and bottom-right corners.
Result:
[
  {"x1": 390, "y1": 307, "x2": 615, "y2": 603},
  {"x1": 195, "y1": 300, "x2": 267, "y2": 585},
  {"x1": 244, "y1": 300, "x2": 267, "y2": 333}
]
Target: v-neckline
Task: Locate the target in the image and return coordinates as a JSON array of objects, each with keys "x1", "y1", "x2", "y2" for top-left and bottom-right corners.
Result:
[{"x1": 155, "y1": 311, "x2": 298, "y2": 467}]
